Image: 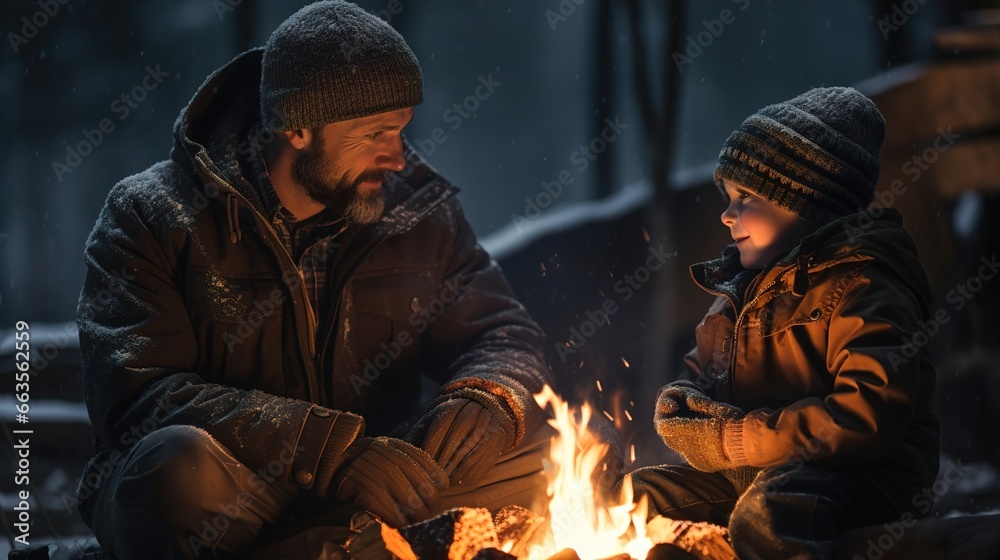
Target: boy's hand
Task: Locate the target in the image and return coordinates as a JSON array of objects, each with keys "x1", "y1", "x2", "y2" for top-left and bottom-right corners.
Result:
[
  {"x1": 655, "y1": 384, "x2": 743, "y2": 420},
  {"x1": 656, "y1": 416, "x2": 742, "y2": 472},
  {"x1": 655, "y1": 387, "x2": 747, "y2": 472}
]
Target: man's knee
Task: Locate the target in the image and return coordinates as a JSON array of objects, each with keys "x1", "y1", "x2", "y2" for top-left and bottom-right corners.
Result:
[{"x1": 118, "y1": 425, "x2": 239, "y2": 526}]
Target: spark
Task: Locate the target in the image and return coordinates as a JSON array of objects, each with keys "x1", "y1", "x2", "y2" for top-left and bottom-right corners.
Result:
[{"x1": 621, "y1": 357, "x2": 630, "y2": 368}]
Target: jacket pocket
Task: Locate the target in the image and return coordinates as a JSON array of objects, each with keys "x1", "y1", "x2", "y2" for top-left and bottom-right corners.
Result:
[
  {"x1": 183, "y1": 267, "x2": 285, "y2": 389},
  {"x1": 349, "y1": 268, "x2": 435, "y2": 369}
]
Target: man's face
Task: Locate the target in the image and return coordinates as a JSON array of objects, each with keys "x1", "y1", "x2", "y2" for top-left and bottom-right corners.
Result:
[
  {"x1": 292, "y1": 107, "x2": 413, "y2": 224},
  {"x1": 720, "y1": 179, "x2": 820, "y2": 270}
]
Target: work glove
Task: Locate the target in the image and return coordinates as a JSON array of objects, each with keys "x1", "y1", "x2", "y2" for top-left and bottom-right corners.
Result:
[
  {"x1": 331, "y1": 437, "x2": 449, "y2": 527},
  {"x1": 407, "y1": 389, "x2": 517, "y2": 489},
  {"x1": 654, "y1": 384, "x2": 747, "y2": 473}
]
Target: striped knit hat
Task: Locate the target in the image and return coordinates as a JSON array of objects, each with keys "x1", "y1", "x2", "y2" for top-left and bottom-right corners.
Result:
[
  {"x1": 713, "y1": 87, "x2": 885, "y2": 223},
  {"x1": 260, "y1": 1, "x2": 423, "y2": 131}
]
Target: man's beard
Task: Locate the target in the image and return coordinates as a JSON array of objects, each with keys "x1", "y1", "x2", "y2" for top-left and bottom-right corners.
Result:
[{"x1": 292, "y1": 135, "x2": 389, "y2": 225}]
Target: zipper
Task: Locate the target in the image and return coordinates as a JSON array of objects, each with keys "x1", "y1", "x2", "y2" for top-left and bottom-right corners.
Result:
[
  {"x1": 195, "y1": 157, "x2": 319, "y2": 395},
  {"x1": 317, "y1": 228, "x2": 394, "y2": 408},
  {"x1": 725, "y1": 268, "x2": 798, "y2": 403},
  {"x1": 695, "y1": 267, "x2": 793, "y2": 404}
]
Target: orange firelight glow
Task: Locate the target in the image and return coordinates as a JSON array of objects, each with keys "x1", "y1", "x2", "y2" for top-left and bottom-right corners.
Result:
[{"x1": 530, "y1": 385, "x2": 652, "y2": 560}]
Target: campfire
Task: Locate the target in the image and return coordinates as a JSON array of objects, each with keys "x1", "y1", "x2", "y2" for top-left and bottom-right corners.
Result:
[{"x1": 347, "y1": 385, "x2": 734, "y2": 560}]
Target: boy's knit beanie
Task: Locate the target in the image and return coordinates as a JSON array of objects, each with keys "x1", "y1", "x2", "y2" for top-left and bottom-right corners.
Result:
[
  {"x1": 713, "y1": 87, "x2": 885, "y2": 223},
  {"x1": 260, "y1": 0, "x2": 423, "y2": 131}
]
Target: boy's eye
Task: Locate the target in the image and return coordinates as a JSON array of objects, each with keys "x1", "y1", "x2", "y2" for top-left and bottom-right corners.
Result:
[{"x1": 737, "y1": 190, "x2": 751, "y2": 201}]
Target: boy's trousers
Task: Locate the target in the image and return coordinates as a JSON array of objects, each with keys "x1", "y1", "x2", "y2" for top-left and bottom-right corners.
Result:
[
  {"x1": 630, "y1": 463, "x2": 906, "y2": 559},
  {"x1": 77, "y1": 424, "x2": 553, "y2": 559}
]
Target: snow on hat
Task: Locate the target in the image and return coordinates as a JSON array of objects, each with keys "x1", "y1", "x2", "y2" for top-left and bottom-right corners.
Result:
[
  {"x1": 260, "y1": 0, "x2": 423, "y2": 131},
  {"x1": 713, "y1": 86, "x2": 886, "y2": 223}
]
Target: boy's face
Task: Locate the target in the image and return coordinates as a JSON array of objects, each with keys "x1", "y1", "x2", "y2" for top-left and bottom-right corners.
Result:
[{"x1": 720, "y1": 179, "x2": 820, "y2": 270}]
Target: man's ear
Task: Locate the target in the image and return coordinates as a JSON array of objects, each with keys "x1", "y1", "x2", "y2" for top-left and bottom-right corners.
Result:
[{"x1": 284, "y1": 128, "x2": 312, "y2": 150}]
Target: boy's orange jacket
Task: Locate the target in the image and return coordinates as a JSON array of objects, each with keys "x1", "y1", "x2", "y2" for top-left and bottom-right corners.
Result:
[{"x1": 678, "y1": 208, "x2": 940, "y2": 510}]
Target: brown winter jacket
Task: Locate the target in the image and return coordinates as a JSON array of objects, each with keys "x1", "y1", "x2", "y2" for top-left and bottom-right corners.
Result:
[
  {"x1": 75, "y1": 49, "x2": 550, "y2": 500},
  {"x1": 674, "y1": 208, "x2": 940, "y2": 510}
]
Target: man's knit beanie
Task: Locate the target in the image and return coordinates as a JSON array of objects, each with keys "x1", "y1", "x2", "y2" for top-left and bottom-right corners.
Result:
[
  {"x1": 713, "y1": 86, "x2": 886, "y2": 223},
  {"x1": 260, "y1": 0, "x2": 423, "y2": 131}
]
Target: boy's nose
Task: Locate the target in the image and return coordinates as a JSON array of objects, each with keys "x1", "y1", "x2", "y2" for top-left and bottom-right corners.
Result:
[{"x1": 720, "y1": 203, "x2": 737, "y2": 227}]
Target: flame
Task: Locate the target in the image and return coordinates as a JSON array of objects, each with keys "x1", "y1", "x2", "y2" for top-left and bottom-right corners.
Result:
[{"x1": 530, "y1": 385, "x2": 651, "y2": 560}]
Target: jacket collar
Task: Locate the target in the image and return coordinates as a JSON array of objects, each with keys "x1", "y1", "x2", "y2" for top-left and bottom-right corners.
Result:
[{"x1": 691, "y1": 208, "x2": 913, "y2": 310}]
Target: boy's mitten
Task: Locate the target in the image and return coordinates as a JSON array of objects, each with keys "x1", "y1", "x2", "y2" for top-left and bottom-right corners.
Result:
[
  {"x1": 655, "y1": 389, "x2": 747, "y2": 473},
  {"x1": 406, "y1": 387, "x2": 516, "y2": 488},
  {"x1": 655, "y1": 383, "x2": 744, "y2": 421},
  {"x1": 331, "y1": 437, "x2": 449, "y2": 527}
]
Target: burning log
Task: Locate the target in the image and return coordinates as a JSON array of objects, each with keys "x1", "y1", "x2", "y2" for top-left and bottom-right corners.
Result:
[
  {"x1": 494, "y1": 505, "x2": 551, "y2": 556},
  {"x1": 643, "y1": 517, "x2": 734, "y2": 560},
  {"x1": 398, "y1": 507, "x2": 501, "y2": 560}
]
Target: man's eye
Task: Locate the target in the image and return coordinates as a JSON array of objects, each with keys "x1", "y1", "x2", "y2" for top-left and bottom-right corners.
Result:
[{"x1": 368, "y1": 131, "x2": 384, "y2": 140}]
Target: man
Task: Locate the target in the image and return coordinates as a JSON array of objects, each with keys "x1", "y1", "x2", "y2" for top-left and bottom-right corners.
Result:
[{"x1": 75, "y1": 2, "x2": 553, "y2": 557}]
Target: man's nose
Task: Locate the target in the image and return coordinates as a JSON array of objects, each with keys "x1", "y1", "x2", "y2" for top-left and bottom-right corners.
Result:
[{"x1": 375, "y1": 137, "x2": 406, "y2": 172}]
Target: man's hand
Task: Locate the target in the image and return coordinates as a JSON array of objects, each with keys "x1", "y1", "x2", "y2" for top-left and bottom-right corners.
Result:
[
  {"x1": 332, "y1": 437, "x2": 449, "y2": 527},
  {"x1": 407, "y1": 396, "x2": 512, "y2": 489}
]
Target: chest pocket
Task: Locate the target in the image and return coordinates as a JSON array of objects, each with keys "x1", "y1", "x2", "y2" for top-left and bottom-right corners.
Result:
[
  {"x1": 183, "y1": 266, "x2": 285, "y2": 391},
  {"x1": 752, "y1": 271, "x2": 854, "y2": 337},
  {"x1": 349, "y1": 268, "x2": 436, "y2": 372}
]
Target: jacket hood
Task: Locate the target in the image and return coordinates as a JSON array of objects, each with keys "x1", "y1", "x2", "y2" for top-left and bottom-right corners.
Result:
[
  {"x1": 171, "y1": 48, "x2": 268, "y2": 209},
  {"x1": 692, "y1": 208, "x2": 933, "y2": 316}
]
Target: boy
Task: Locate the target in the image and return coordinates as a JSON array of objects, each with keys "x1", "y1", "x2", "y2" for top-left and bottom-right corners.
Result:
[{"x1": 630, "y1": 87, "x2": 940, "y2": 558}]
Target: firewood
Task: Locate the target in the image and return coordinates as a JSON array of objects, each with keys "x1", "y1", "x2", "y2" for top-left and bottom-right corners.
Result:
[
  {"x1": 471, "y1": 548, "x2": 518, "y2": 560},
  {"x1": 398, "y1": 507, "x2": 500, "y2": 560},
  {"x1": 493, "y1": 505, "x2": 550, "y2": 557},
  {"x1": 345, "y1": 520, "x2": 418, "y2": 560},
  {"x1": 643, "y1": 516, "x2": 735, "y2": 560},
  {"x1": 546, "y1": 548, "x2": 582, "y2": 560}
]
